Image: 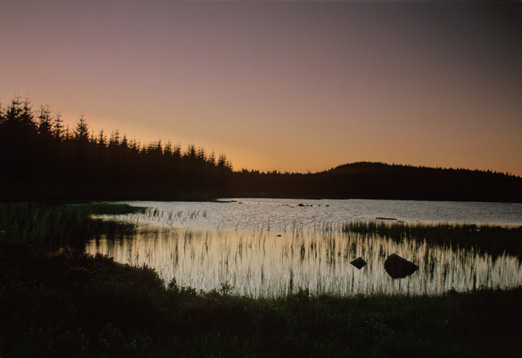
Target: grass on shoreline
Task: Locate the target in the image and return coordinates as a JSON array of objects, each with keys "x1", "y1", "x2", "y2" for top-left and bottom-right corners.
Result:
[
  {"x1": 2, "y1": 201, "x2": 521, "y2": 257},
  {"x1": 1, "y1": 202, "x2": 522, "y2": 356},
  {"x1": 343, "y1": 220, "x2": 522, "y2": 259},
  {"x1": 0, "y1": 202, "x2": 145, "y2": 248},
  {"x1": 1, "y1": 241, "x2": 522, "y2": 358}
]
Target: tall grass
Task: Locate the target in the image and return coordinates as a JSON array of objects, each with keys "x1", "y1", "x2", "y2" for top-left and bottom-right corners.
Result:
[
  {"x1": 343, "y1": 221, "x2": 522, "y2": 259},
  {"x1": 2, "y1": 240, "x2": 522, "y2": 357},
  {"x1": 87, "y1": 222, "x2": 522, "y2": 297},
  {"x1": 2, "y1": 203, "x2": 522, "y2": 356},
  {"x1": 0, "y1": 202, "x2": 145, "y2": 248}
]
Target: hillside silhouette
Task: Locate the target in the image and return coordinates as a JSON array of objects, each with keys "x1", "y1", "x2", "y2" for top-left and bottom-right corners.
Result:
[
  {"x1": 229, "y1": 162, "x2": 522, "y2": 202},
  {"x1": 1, "y1": 97, "x2": 521, "y2": 202}
]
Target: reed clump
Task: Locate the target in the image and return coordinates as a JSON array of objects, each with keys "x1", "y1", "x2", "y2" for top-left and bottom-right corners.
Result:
[
  {"x1": 0, "y1": 202, "x2": 145, "y2": 248},
  {"x1": 343, "y1": 221, "x2": 522, "y2": 259}
]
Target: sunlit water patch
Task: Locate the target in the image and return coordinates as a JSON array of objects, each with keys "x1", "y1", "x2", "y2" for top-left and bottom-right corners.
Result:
[
  {"x1": 86, "y1": 199, "x2": 522, "y2": 297},
  {"x1": 120, "y1": 198, "x2": 522, "y2": 229}
]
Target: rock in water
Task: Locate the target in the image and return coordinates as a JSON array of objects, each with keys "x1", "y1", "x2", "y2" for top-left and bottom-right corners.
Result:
[
  {"x1": 350, "y1": 257, "x2": 367, "y2": 270},
  {"x1": 384, "y1": 253, "x2": 418, "y2": 278}
]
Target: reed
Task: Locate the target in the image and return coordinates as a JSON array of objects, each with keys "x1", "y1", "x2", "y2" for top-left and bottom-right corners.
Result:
[
  {"x1": 0, "y1": 202, "x2": 145, "y2": 248},
  {"x1": 342, "y1": 221, "x2": 522, "y2": 259},
  {"x1": 86, "y1": 221, "x2": 522, "y2": 298}
]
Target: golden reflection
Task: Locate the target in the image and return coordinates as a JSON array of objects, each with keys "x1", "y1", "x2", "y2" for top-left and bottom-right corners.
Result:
[{"x1": 85, "y1": 227, "x2": 522, "y2": 298}]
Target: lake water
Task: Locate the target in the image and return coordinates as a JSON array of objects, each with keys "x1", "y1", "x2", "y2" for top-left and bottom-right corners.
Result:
[{"x1": 85, "y1": 199, "x2": 522, "y2": 297}]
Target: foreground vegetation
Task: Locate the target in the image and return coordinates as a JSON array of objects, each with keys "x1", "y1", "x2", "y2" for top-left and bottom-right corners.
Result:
[
  {"x1": 0, "y1": 202, "x2": 144, "y2": 249},
  {"x1": 2, "y1": 241, "x2": 522, "y2": 358},
  {"x1": 1, "y1": 202, "x2": 522, "y2": 356}
]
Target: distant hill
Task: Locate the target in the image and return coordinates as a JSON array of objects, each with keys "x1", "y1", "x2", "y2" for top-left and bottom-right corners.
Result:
[
  {"x1": 318, "y1": 162, "x2": 522, "y2": 202},
  {"x1": 231, "y1": 162, "x2": 522, "y2": 202}
]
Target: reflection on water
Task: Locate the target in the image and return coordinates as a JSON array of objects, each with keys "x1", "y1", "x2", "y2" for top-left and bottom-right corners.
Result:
[
  {"x1": 85, "y1": 226, "x2": 522, "y2": 297},
  {"x1": 86, "y1": 199, "x2": 522, "y2": 297}
]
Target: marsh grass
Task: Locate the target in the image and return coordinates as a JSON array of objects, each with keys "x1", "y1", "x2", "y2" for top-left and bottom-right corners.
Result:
[
  {"x1": 343, "y1": 221, "x2": 522, "y2": 259},
  {"x1": 2, "y1": 241, "x2": 522, "y2": 357},
  {"x1": 97, "y1": 208, "x2": 209, "y2": 231},
  {"x1": 2, "y1": 202, "x2": 522, "y2": 356},
  {"x1": 9, "y1": 200, "x2": 517, "y2": 297},
  {"x1": 0, "y1": 202, "x2": 145, "y2": 248},
  {"x1": 87, "y1": 220, "x2": 522, "y2": 297}
]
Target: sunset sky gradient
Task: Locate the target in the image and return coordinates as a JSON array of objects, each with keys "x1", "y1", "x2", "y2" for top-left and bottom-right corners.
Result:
[{"x1": 1, "y1": 0, "x2": 521, "y2": 175}]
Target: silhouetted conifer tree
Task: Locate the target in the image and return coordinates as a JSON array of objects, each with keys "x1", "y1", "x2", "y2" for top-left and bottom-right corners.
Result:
[
  {"x1": 109, "y1": 130, "x2": 120, "y2": 147},
  {"x1": 20, "y1": 97, "x2": 37, "y2": 132},
  {"x1": 53, "y1": 113, "x2": 64, "y2": 140},
  {"x1": 74, "y1": 115, "x2": 90, "y2": 143},
  {"x1": 37, "y1": 105, "x2": 53, "y2": 137},
  {"x1": 164, "y1": 141, "x2": 173, "y2": 156},
  {"x1": 208, "y1": 151, "x2": 216, "y2": 166},
  {"x1": 97, "y1": 130, "x2": 107, "y2": 147}
]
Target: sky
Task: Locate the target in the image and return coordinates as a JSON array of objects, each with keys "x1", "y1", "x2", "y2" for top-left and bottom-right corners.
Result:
[{"x1": 1, "y1": 0, "x2": 522, "y2": 176}]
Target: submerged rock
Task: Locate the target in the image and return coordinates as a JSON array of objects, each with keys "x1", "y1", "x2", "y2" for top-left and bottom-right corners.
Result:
[
  {"x1": 384, "y1": 253, "x2": 418, "y2": 278},
  {"x1": 350, "y1": 257, "x2": 367, "y2": 270}
]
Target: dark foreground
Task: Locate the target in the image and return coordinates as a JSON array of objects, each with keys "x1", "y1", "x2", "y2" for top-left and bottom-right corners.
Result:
[{"x1": 1, "y1": 241, "x2": 522, "y2": 358}]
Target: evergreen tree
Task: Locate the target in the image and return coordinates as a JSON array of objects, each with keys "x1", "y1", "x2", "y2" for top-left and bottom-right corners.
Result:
[
  {"x1": 64, "y1": 125, "x2": 71, "y2": 141},
  {"x1": 4, "y1": 96, "x2": 24, "y2": 125},
  {"x1": 20, "y1": 97, "x2": 37, "y2": 131},
  {"x1": 74, "y1": 114, "x2": 90, "y2": 143},
  {"x1": 164, "y1": 141, "x2": 173, "y2": 156},
  {"x1": 0, "y1": 101, "x2": 5, "y2": 125},
  {"x1": 208, "y1": 151, "x2": 216, "y2": 166},
  {"x1": 37, "y1": 105, "x2": 54, "y2": 137},
  {"x1": 121, "y1": 135, "x2": 129, "y2": 149},
  {"x1": 173, "y1": 143, "x2": 182, "y2": 158},
  {"x1": 53, "y1": 113, "x2": 64, "y2": 140},
  {"x1": 97, "y1": 130, "x2": 107, "y2": 147},
  {"x1": 186, "y1": 144, "x2": 196, "y2": 160},
  {"x1": 109, "y1": 130, "x2": 120, "y2": 147},
  {"x1": 197, "y1": 147, "x2": 207, "y2": 162}
]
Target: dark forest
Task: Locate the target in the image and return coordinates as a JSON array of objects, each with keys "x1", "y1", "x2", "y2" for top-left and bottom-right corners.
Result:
[{"x1": 1, "y1": 97, "x2": 521, "y2": 202}]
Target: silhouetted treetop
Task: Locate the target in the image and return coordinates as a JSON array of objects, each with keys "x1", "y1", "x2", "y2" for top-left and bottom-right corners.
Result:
[
  {"x1": 1, "y1": 96, "x2": 520, "y2": 202},
  {"x1": 74, "y1": 115, "x2": 90, "y2": 142}
]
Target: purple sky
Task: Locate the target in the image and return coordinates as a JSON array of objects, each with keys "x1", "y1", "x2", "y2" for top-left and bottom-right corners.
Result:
[{"x1": 1, "y1": 0, "x2": 522, "y2": 175}]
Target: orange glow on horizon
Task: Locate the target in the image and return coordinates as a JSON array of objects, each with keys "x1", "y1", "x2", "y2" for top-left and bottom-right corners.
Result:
[{"x1": 1, "y1": 1, "x2": 521, "y2": 177}]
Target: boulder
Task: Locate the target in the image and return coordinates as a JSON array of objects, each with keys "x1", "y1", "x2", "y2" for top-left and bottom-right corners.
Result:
[
  {"x1": 384, "y1": 253, "x2": 418, "y2": 278},
  {"x1": 350, "y1": 257, "x2": 367, "y2": 270}
]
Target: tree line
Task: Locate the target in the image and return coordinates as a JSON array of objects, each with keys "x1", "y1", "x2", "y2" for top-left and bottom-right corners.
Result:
[
  {"x1": 2, "y1": 96, "x2": 521, "y2": 202},
  {"x1": 0, "y1": 97, "x2": 232, "y2": 200}
]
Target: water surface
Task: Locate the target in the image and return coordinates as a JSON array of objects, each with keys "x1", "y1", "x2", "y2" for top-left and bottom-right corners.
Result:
[{"x1": 85, "y1": 199, "x2": 522, "y2": 297}]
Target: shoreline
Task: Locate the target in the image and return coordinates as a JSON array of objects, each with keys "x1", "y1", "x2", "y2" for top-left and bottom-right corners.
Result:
[{"x1": 2, "y1": 240, "x2": 522, "y2": 357}]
